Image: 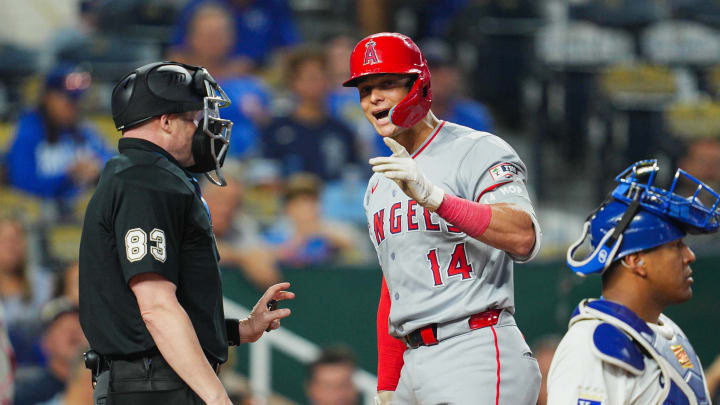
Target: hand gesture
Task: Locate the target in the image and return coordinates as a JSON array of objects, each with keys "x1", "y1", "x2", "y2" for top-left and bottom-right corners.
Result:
[
  {"x1": 369, "y1": 137, "x2": 445, "y2": 211},
  {"x1": 239, "y1": 282, "x2": 294, "y2": 343}
]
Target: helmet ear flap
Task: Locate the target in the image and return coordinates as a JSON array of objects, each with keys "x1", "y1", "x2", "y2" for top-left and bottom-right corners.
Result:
[{"x1": 390, "y1": 73, "x2": 432, "y2": 128}]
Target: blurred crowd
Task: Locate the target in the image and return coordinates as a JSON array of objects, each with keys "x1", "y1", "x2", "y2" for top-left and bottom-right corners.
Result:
[{"x1": 2, "y1": 0, "x2": 720, "y2": 404}]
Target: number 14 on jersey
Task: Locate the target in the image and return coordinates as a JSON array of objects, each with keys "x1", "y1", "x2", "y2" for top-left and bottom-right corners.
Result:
[{"x1": 427, "y1": 243, "x2": 473, "y2": 286}]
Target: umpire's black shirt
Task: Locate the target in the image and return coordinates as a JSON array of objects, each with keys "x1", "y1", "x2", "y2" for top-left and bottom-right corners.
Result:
[{"x1": 79, "y1": 138, "x2": 227, "y2": 363}]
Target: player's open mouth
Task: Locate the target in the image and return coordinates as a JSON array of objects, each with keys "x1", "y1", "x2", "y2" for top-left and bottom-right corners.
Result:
[{"x1": 373, "y1": 109, "x2": 390, "y2": 120}]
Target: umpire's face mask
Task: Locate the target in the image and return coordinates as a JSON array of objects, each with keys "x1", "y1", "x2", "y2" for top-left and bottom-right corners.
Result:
[{"x1": 185, "y1": 70, "x2": 233, "y2": 186}]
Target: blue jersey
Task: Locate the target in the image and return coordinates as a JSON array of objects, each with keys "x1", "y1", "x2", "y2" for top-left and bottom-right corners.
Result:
[
  {"x1": 441, "y1": 99, "x2": 494, "y2": 134},
  {"x1": 171, "y1": 0, "x2": 300, "y2": 64},
  {"x1": 6, "y1": 110, "x2": 113, "y2": 198},
  {"x1": 219, "y1": 76, "x2": 272, "y2": 158},
  {"x1": 261, "y1": 115, "x2": 360, "y2": 181}
]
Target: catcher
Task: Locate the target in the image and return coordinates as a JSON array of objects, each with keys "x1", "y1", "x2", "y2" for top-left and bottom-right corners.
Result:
[{"x1": 548, "y1": 160, "x2": 718, "y2": 405}]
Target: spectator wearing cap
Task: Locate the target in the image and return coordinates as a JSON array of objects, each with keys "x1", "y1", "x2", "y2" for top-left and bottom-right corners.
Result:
[
  {"x1": 169, "y1": 0, "x2": 300, "y2": 69},
  {"x1": 263, "y1": 173, "x2": 362, "y2": 268},
  {"x1": 13, "y1": 298, "x2": 88, "y2": 405},
  {"x1": 262, "y1": 47, "x2": 361, "y2": 182},
  {"x1": 5, "y1": 65, "x2": 112, "y2": 202}
]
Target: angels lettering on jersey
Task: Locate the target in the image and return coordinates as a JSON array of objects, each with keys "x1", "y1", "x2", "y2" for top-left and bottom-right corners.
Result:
[{"x1": 368, "y1": 196, "x2": 465, "y2": 247}]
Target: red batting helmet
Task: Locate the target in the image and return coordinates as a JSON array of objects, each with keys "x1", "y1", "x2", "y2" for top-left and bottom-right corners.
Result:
[{"x1": 343, "y1": 32, "x2": 432, "y2": 128}]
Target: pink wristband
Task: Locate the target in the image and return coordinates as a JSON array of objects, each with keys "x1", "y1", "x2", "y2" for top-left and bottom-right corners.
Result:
[{"x1": 435, "y1": 194, "x2": 492, "y2": 238}]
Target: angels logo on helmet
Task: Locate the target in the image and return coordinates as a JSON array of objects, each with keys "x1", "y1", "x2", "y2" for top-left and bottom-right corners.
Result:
[{"x1": 364, "y1": 40, "x2": 381, "y2": 65}]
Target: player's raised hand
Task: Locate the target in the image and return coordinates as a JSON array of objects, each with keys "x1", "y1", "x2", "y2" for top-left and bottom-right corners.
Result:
[
  {"x1": 384, "y1": 136, "x2": 411, "y2": 158},
  {"x1": 239, "y1": 282, "x2": 295, "y2": 343},
  {"x1": 369, "y1": 137, "x2": 445, "y2": 211}
]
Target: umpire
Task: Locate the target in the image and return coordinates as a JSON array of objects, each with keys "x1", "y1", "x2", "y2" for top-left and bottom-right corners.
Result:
[{"x1": 78, "y1": 61, "x2": 294, "y2": 405}]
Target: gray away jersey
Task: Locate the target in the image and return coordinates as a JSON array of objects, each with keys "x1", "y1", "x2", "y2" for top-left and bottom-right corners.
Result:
[{"x1": 363, "y1": 121, "x2": 542, "y2": 337}]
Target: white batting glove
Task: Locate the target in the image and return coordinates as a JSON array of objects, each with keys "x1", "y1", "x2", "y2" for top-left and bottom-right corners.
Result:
[
  {"x1": 369, "y1": 137, "x2": 445, "y2": 211},
  {"x1": 374, "y1": 390, "x2": 394, "y2": 405}
]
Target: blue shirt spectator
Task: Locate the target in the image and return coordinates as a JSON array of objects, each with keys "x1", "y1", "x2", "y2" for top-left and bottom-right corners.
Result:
[
  {"x1": 13, "y1": 300, "x2": 87, "y2": 405},
  {"x1": 221, "y1": 76, "x2": 272, "y2": 158},
  {"x1": 440, "y1": 99, "x2": 494, "y2": 132},
  {"x1": 327, "y1": 87, "x2": 378, "y2": 158},
  {"x1": 262, "y1": 173, "x2": 362, "y2": 268},
  {"x1": 165, "y1": 2, "x2": 271, "y2": 158},
  {"x1": 6, "y1": 66, "x2": 112, "y2": 200},
  {"x1": 170, "y1": 0, "x2": 300, "y2": 66},
  {"x1": 6, "y1": 110, "x2": 111, "y2": 199},
  {"x1": 262, "y1": 116, "x2": 359, "y2": 182},
  {"x1": 423, "y1": 38, "x2": 494, "y2": 133},
  {"x1": 263, "y1": 224, "x2": 336, "y2": 267},
  {"x1": 14, "y1": 368, "x2": 65, "y2": 405},
  {"x1": 262, "y1": 47, "x2": 361, "y2": 182},
  {"x1": 415, "y1": 0, "x2": 470, "y2": 39},
  {"x1": 166, "y1": 3, "x2": 255, "y2": 80}
]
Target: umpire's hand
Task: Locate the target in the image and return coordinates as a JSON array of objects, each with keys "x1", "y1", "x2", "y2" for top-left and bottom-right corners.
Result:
[{"x1": 239, "y1": 282, "x2": 294, "y2": 343}]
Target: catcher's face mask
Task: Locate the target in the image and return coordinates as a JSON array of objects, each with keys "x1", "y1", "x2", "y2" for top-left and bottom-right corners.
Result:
[{"x1": 567, "y1": 159, "x2": 720, "y2": 276}]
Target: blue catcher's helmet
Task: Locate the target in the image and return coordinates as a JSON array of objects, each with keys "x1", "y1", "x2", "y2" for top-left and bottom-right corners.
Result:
[{"x1": 567, "y1": 160, "x2": 720, "y2": 276}]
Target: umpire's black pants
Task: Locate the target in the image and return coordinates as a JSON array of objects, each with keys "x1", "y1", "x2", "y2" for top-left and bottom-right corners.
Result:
[{"x1": 94, "y1": 353, "x2": 205, "y2": 405}]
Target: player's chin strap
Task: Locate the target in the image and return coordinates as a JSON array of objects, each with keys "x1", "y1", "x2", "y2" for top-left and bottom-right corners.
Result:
[{"x1": 567, "y1": 196, "x2": 641, "y2": 276}]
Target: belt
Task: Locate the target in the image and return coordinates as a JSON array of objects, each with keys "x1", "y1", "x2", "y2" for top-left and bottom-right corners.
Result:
[
  {"x1": 403, "y1": 309, "x2": 502, "y2": 349},
  {"x1": 91, "y1": 349, "x2": 221, "y2": 374}
]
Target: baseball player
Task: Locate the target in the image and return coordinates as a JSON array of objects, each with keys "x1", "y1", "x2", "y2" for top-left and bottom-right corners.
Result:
[
  {"x1": 343, "y1": 33, "x2": 542, "y2": 404},
  {"x1": 548, "y1": 160, "x2": 719, "y2": 405}
]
